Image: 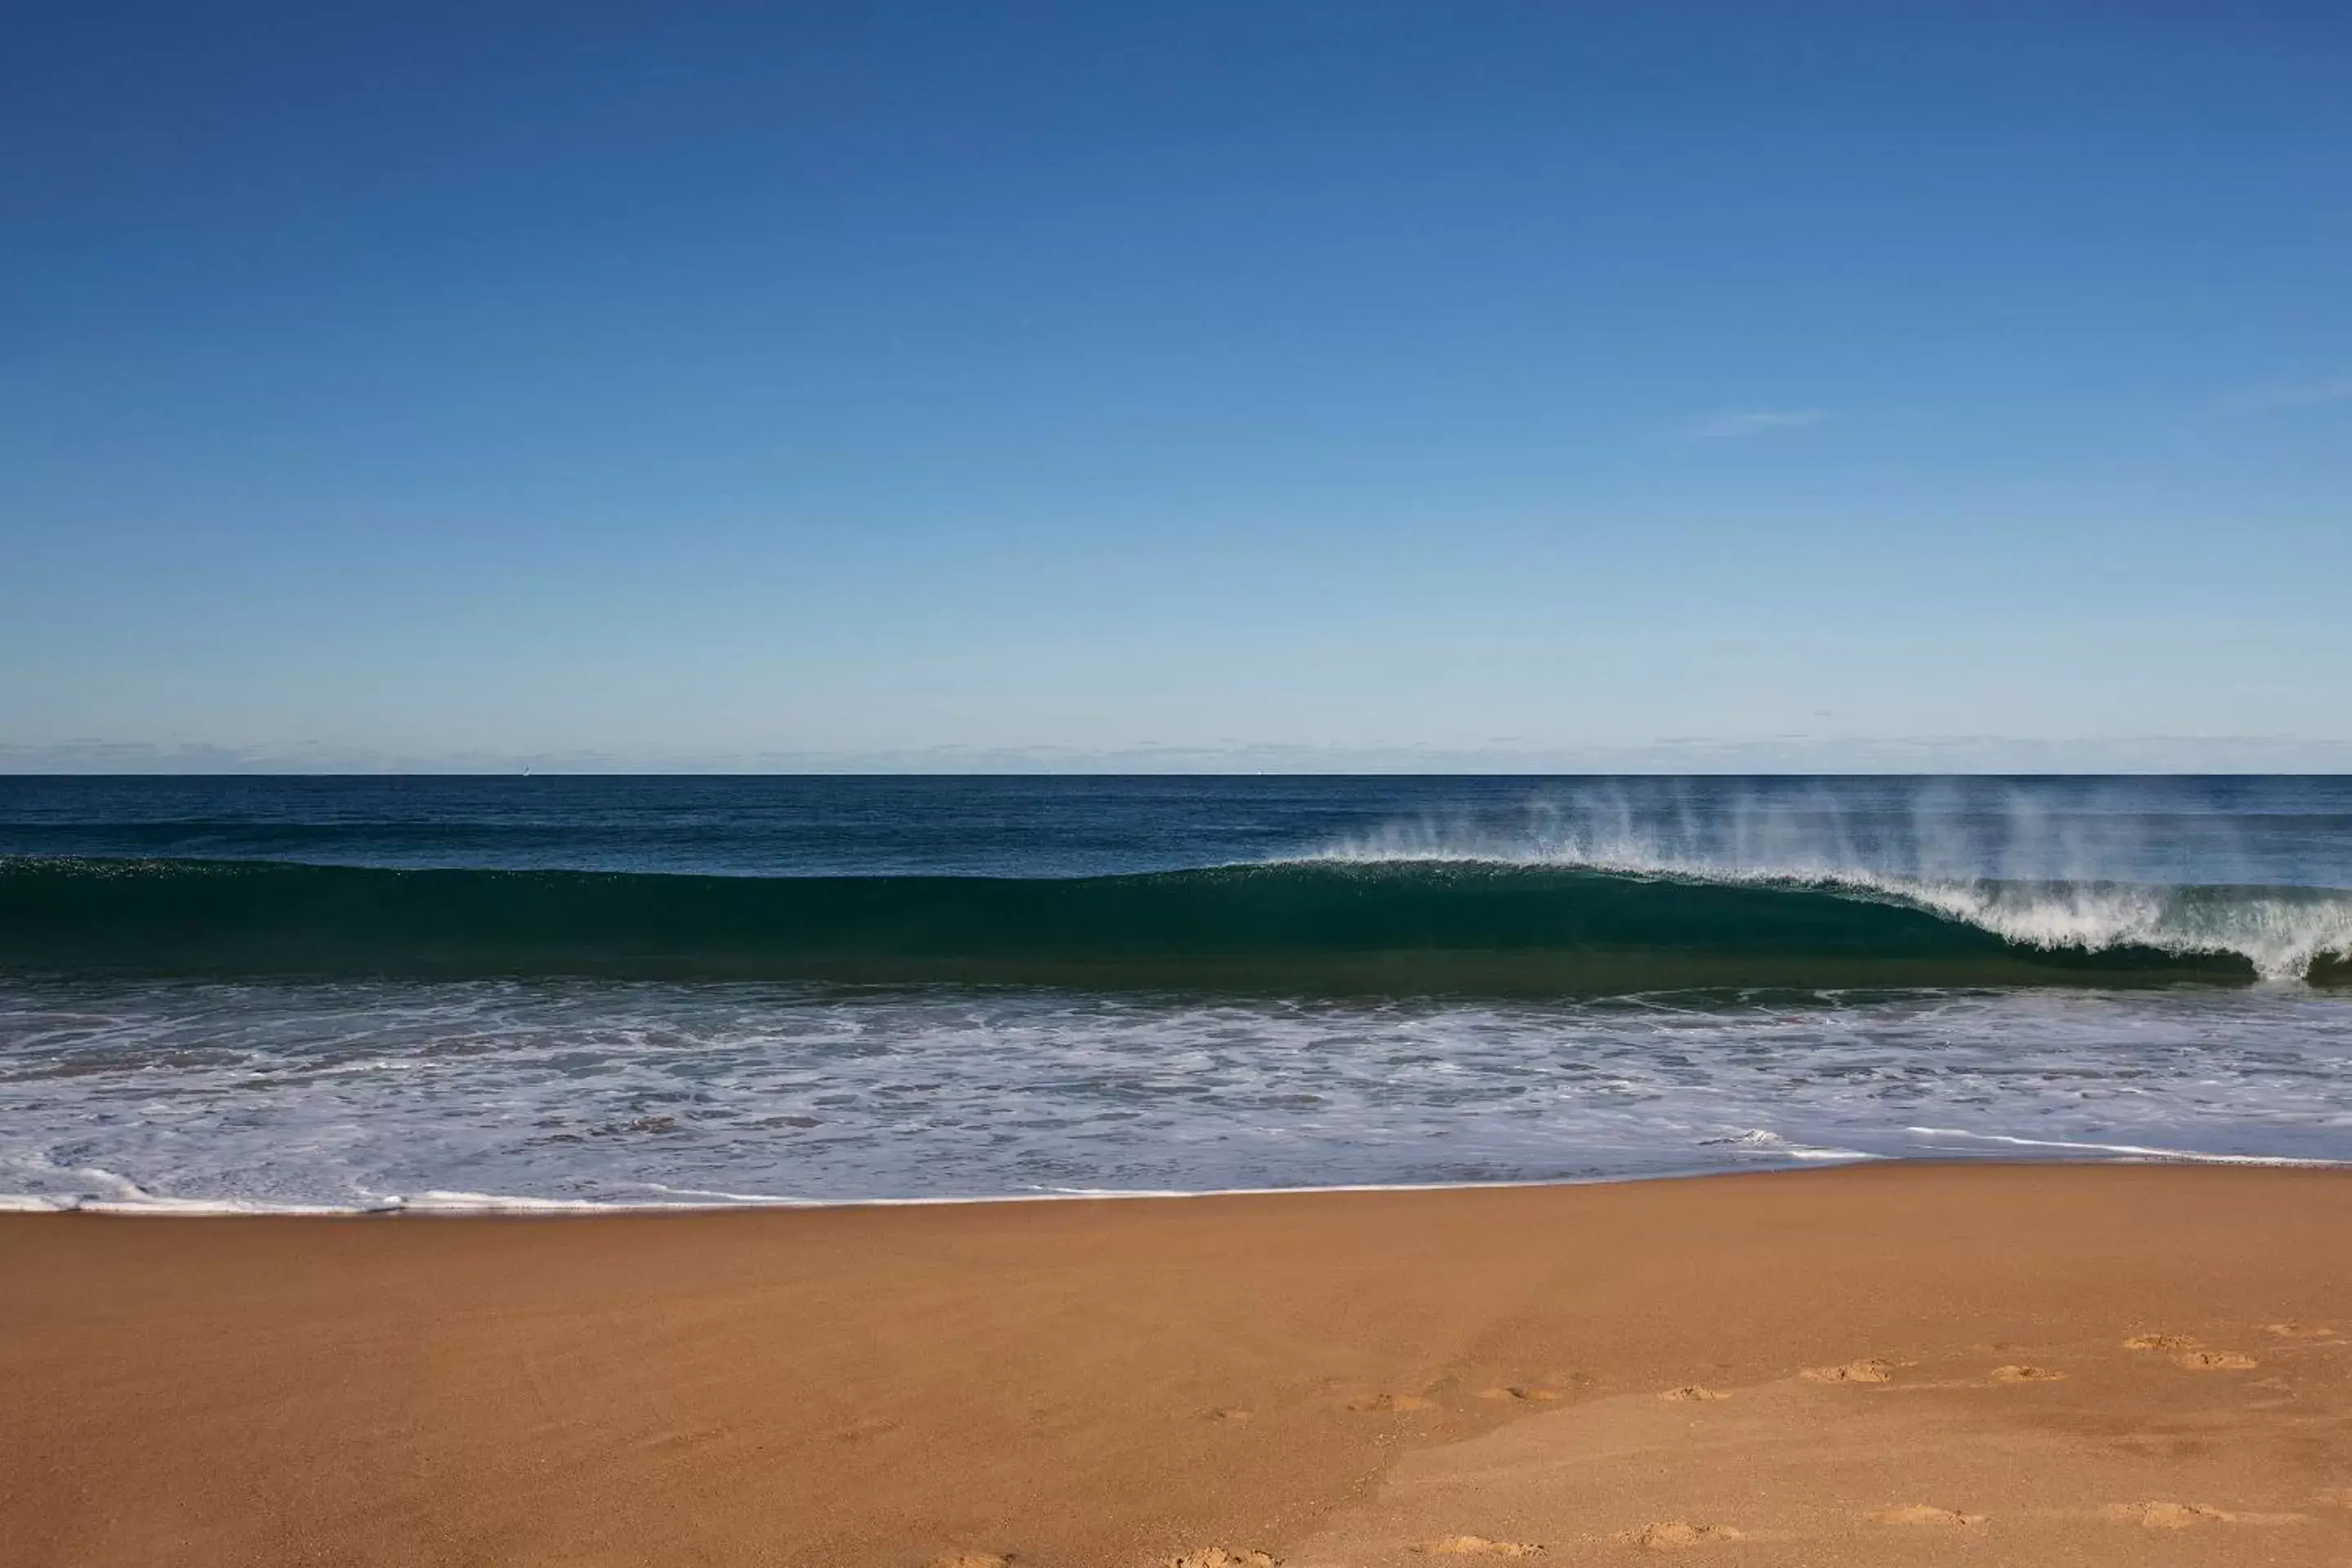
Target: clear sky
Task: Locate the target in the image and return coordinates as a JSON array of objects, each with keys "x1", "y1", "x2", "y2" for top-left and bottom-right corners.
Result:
[{"x1": 5, "y1": 2, "x2": 2349, "y2": 772}]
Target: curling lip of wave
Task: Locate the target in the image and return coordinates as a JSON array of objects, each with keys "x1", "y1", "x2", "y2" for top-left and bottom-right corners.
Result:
[{"x1": 1299, "y1": 844, "x2": 2352, "y2": 982}]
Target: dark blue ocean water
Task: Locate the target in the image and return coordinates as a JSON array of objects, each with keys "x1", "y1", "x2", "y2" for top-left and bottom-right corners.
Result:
[
  {"x1": 2, "y1": 775, "x2": 2348, "y2": 1211},
  {"x1": 6, "y1": 773, "x2": 2352, "y2": 883}
]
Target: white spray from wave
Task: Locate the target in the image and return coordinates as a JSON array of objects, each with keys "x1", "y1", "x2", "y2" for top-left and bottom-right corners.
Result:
[{"x1": 1308, "y1": 779, "x2": 2352, "y2": 981}]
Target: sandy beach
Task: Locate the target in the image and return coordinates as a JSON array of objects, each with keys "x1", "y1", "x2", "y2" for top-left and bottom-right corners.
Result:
[{"x1": 4, "y1": 1165, "x2": 2350, "y2": 1567}]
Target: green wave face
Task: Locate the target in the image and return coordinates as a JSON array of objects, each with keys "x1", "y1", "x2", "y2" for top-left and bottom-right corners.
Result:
[{"x1": 0, "y1": 857, "x2": 2288, "y2": 993}]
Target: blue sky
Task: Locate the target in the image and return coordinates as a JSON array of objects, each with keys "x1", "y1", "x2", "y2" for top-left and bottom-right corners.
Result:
[{"x1": 5, "y1": 2, "x2": 2349, "y2": 771}]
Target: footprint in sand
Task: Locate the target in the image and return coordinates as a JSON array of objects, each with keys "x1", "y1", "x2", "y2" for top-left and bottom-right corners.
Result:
[
  {"x1": 1869, "y1": 1505, "x2": 1986, "y2": 1527},
  {"x1": 1168, "y1": 1551, "x2": 1279, "y2": 1568},
  {"x1": 1478, "y1": 1386, "x2": 1565, "y2": 1404},
  {"x1": 1416, "y1": 1536, "x2": 1544, "y2": 1557},
  {"x1": 1612, "y1": 1522, "x2": 1745, "y2": 1552},
  {"x1": 2172, "y1": 1349, "x2": 2257, "y2": 1370},
  {"x1": 1348, "y1": 1392, "x2": 1438, "y2": 1413},
  {"x1": 1990, "y1": 1364, "x2": 2066, "y2": 1383},
  {"x1": 2102, "y1": 1502, "x2": 2232, "y2": 1529},
  {"x1": 1660, "y1": 1386, "x2": 1729, "y2": 1402},
  {"x1": 2122, "y1": 1333, "x2": 2199, "y2": 1352},
  {"x1": 1802, "y1": 1357, "x2": 1900, "y2": 1384},
  {"x1": 2266, "y1": 1321, "x2": 2337, "y2": 1339}
]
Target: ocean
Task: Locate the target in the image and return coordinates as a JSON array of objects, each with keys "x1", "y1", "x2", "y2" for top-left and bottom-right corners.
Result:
[{"x1": 2, "y1": 774, "x2": 2348, "y2": 1212}]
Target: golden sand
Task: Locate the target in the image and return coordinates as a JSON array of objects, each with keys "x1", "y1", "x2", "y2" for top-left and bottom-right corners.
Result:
[{"x1": 3, "y1": 1165, "x2": 2349, "y2": 1566}]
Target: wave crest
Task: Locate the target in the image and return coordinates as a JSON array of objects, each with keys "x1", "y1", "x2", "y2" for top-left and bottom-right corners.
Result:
[{"x1": 1307, "y1": 818, "x2": 2352, "y2": 982}]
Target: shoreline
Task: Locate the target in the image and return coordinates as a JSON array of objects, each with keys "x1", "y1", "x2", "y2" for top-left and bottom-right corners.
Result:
[
  {"x1": 7, "y1": 1163, "x2": 2352, "y2": 1566},
  {"x1": 9, "y1": 1146, "x2": 2352, "y2": 1217}
]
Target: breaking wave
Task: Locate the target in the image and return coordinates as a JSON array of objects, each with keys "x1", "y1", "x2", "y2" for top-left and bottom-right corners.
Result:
[{"x1": 1307, "y1": 836, "x2": 2352, "y2": 983}]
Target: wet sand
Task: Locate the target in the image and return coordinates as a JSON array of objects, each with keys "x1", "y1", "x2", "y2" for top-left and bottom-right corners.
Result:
[{"x1": 3, "y1": 1165, "x2": 2350, "y2": 1566}]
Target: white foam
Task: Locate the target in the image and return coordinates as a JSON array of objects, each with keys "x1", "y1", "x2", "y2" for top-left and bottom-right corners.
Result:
[
  {"x1": 1892, "y1": 879, "x2": 2352, "y2": 982},
  {"x1": 400, "y1": 1191, "x2": 604, "y2": 1212},
  {"x1": 72, "y1": 1197, "x2": 383, "y2": 1215},
  {"x1": 1907, "y1": 1127, "x2": 2352, "y2": 1168},
  {"x1": 6, "y1": 977, "x2": 2348, "y2": 1216},
  {"x1": 0, "y1": 1170, "x2": 1819, "y2": 1218}
]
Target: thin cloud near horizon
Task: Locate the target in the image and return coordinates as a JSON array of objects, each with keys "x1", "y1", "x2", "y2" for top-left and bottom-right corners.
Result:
[
  {"x1": 11, "y1": 734, "x2": 2352, "y2": 776},
  {"x1": 1687, "y1": 409, "x2": 1828, "y2": 439},
  {"x1": 2213, "y1": 376, "x2": 2352, "y2": 414}
]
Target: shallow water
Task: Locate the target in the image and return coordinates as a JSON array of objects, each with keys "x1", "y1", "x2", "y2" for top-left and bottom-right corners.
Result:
[{"x1": 4, "y1": 978, "x2": 2345, "y2": 1212}]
